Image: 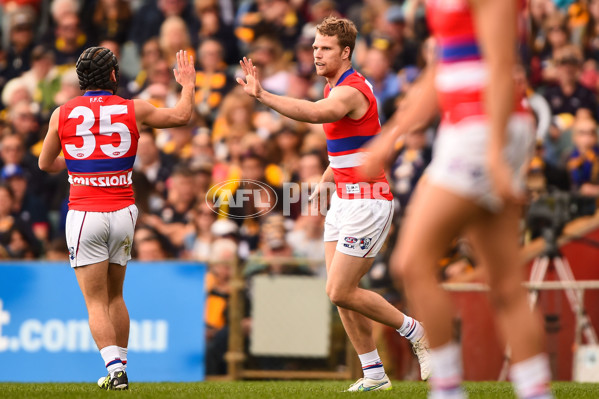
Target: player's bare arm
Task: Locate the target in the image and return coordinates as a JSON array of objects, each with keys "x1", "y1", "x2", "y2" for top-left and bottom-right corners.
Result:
[
  {"x1": 361, "y1": 65, "x2": 439, "y2": 179},
  {"x1": 39, "y1": 108, "x2": 66, "y2": 173},
  {"x1": 236, "y1": 57, "x2": 366, "y2": 123},
  {"x1": 134, "y1": 50, "x2": 196, "y2": 129},
  {"x1": 472, "y1": 0, "x2": 519, "y2": 202}
]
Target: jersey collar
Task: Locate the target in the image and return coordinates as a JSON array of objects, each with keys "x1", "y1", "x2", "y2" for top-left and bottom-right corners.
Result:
[
  {"x1": 332, "y1": 67, "x2": 355, "y2": 88},
  {"x1": 84, "y1": 90, "x2": 113, "y2": 96}
]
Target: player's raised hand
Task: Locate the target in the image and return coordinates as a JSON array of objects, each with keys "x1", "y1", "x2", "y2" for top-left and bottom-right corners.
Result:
[
  {"x1": 173, "y1": 50, "x2": 196, "y2": 88},
  {"x1": 236, "y1": 57, "x2": 263, "y2": 99}
]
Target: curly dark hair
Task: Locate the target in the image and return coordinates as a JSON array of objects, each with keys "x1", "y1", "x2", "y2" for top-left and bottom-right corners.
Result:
[{"x1": 75, "y1": 47, "x2": 120, "y2": 92}]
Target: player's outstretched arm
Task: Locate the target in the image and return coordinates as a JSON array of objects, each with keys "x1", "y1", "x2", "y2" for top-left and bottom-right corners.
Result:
[
  {"x1": 39, "y1": 108, "x2": 66, "y2": 173},
  {"x1": 134, "y1": 50, "x2": 196, "y2": 129},
  {"x1": 236, "y1": 57, "x2": 356, "y2": 123},
  {"x1": 361, "y1": 65, "x2": 438, "y2": 178}
]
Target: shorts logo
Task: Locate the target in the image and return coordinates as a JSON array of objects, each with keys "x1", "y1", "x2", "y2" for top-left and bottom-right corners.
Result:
[
  {"x1": 359, "y1": 238, "x2": 371, "y2": 250},
  {"x1": 343, "y1": 243, "x2": 355, "y2": 249},
  {"x1": 344, "y1": 237, "x2": 358, "y2": 244},
  {"x1": 68, "y1": 247, "x2": 75, "y2": 260},
  {"x1": 121, "y1": 236, "x2": 132, "y2": 257}
]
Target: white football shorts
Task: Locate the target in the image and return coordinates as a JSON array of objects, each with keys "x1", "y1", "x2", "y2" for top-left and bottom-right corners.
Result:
[
  {"x1": 426, "y1": 114, "x2": 535, "y2": 212},
  {"x1": 66, "y1": 204, "x2": 138, "y2": 268},
  {"x1": 324, "y1": 192, "x2": 394, "y2": 258}
]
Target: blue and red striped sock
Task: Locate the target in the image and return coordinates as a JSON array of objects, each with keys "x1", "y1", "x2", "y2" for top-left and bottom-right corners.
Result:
[
  {"x1": 397, "y1": 315, "x2": 425, "y2": 343},
  {"x1": 359, "y1": 349, "x2": 386, "y2": 380},
  {"x1": 100, "y1": 345, "x2": 124, "y2": 377}
]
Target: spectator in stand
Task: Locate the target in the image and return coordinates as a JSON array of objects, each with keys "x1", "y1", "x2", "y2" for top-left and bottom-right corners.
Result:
[
  {"x1": 514, "y1": 64, "x2": 552, "y2": 142},
  {"x1": 19, "y1": 45, "x2": 60, "y2": 117},
  {"x1": 544, "y1": 45, "x2": 599, "y2": 121},
  {"x1": 567, "y1": 114, "x2": 599, "y2": 198},
  {"x1": 53, "y1": 66, "x2": 80, "y2": 108},
  {"x1": 184, "y1": 201, "x2": 217, "y2": 262},
  {"x1": 0, "y1": 133, "x2": 45, "y2": 195},
  {"x1": 247, "y1": 35, "x2": 292, "y2": 96},
  {"x1": 205, "y1": 238, "x2": 237, "y2": 341},
  {"x1": 244, "y1": 213, "x2": 310, "y2": 276},
  {"x1": 129, "y1": 0, "x2": 199, "y2": 49},
  {"x1": 135, "y1": 235, "x2": 169, "y2": 261},
  {"x1": 381, "y1": 4, "x2": 420, "y2": 72},
  {"x1": 211, "y1": 86, "x2": 256, "y2": 144},
  {"x1": 195, "y1": 39, "x2": 235, "y2": 124},
  {"x1": 389, "y1": 130, "x2": 432, "y2": 215},
  {"x1": 540, "y1": 12, "x2": 572, "y2": 82},
  {"x1": 50, "y1": 12, "x2": 89, "y2": 67},
  {"x1": 287, "y1": 204, "x2": 325, "y2": 276},
  {"x1": 7, "y1": 100, "x2": 39, "y2": 149},
  {"x1": 3, "y1": 7, "x2": 37, "y2": 82},
  {"x1": 140, "y1": 165, "x2": 197, "y2": 252},
  {"x1": 238, "y1": 0, "x2": 304, "y2": 52},
  {"x1": 361, "y1": 46, "x2": 400, "y2": 122},
  {"x1": 159, "y1": 16, "x2": 196, "y2": 68},
  {"x1": 136, "y1": 59, "x2": 176, "y2": 109},
  {"x1": 582, "y1": 0, "x2": 599, "y2": 62},
  {"x1": 204, "y1": 236, "x2": 238, "y2": 376},
  {"x1": 195, "y1": 0, "x2": 239, "y2": 65},
  {"x1": 0, "y1": 184, "x2": 40, "y2": 258},
  {"x1": 1, "y1": 77, "x2": 32, "y2": 114},
  {"x1": 266, "y1": 120, "x2": 305, "y2": 183},
  {"x1": 1, "y1": 164, "x2": 49, "y2": 245},
  {"x1": 128, "y1": 38, "x2": 162, "y2": 96},
  {"x1": 527, "y1": 0, "x2": 557, "y2": 58},
  {"x1": 189, "y1": 129, "x2": 215, "y2": 168},
  {"x1": 288, "y1": 31, "x2": 318, "y2": 101},
  {"x1": 133, "y1": 129, "x2": 177, "y2": 201},
  {"x1": 90, "y1": 0, "x2": 132, "y2": 44},
  {"x1": 45, "y1": 237, "x2": 69, "y2": 261}
]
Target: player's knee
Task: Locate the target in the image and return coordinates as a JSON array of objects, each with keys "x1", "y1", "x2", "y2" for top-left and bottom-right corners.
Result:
[
  {"x1": 394, "y1": 250, "x2": 419, "y2": 283},
  {"x1": 488, "y1": 278, "x2": 525, "y2": 310},
  {"x1": 326, "y1": 283, "x2": 351, "y2": 308}
]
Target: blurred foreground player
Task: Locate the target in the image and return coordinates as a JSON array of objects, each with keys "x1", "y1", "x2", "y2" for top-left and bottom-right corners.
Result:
[
  {"x1": 237, "y1": 16, "x2": 430, "y2": 390},
  {"x1": 39, "y1": 47, "x2": 196, "y2": 390},
  {"x1": 363, "y1": 1, "x2": 554, "y2": 398}
]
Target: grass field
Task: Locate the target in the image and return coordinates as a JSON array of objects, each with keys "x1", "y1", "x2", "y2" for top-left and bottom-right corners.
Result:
[{"x1": 0, "y1": 381, "x2": 598, "y2": 398}]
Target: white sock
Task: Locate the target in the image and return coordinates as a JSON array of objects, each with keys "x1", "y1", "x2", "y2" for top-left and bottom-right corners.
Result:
[
  {"x1": 100, "y1": 345, "x2": 124, "y2": 376},
  {"x1": 510, "y1": 353, "x2": 553, "y2": 399},
  {"x1": 429, "y1": 341, "x2": 464, "y2": 396},
  {"x1": 397, "y1": 315, "x2": 425, "y2": 342},
  {"x1": 358, "y1": 349, "x2": 386, "y2": 380},
  {"x1": 118, "y1": 347, "x2": 128, "y2": 371}
]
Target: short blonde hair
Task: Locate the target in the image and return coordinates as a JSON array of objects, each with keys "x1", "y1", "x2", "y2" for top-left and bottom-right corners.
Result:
[{"x1": 316, "y1": 16, "x2": 357, "y2": 57}]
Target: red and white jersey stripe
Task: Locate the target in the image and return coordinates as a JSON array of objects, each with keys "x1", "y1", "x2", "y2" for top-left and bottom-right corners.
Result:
[{"x1": 323, "y1": 69, "x2": 392, "y2": 200}]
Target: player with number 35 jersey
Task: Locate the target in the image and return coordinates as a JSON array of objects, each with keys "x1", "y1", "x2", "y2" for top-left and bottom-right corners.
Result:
[
  {"x1": 39, "y1": 47, "x2": 197, "y2": 390},
  {"x1": 59, "y1": 92, "x2": 139, "y2": 211}
]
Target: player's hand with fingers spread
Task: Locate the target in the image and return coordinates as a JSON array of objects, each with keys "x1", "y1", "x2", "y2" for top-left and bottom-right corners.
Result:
[
  {"x1": 236, "y1": 57, "x2": 263, "y2": 99},
  {"x1": 173, "y1": 50, "x2": 196, "y2": 88}
]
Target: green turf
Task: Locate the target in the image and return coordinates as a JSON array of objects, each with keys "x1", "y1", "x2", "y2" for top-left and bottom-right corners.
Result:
[{"x1": 0, "y1": 381, "x2": 597, "y2": 398}]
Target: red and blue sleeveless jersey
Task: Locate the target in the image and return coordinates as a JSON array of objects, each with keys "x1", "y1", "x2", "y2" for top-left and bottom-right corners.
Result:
[
  {"x1": 323, "y1": 68, "x2": 393, "y2": 200},
  {"x1": 427, "y1": 0, "x2": 528, "y2": 124},
  {"x1": 58, "y1": 91, "x2": 139, "y2": 211}
]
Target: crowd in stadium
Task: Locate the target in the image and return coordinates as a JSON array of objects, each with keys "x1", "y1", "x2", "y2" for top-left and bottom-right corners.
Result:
[{"x1": 1, "y1": 0, "x2": 599, "y2": 370}]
